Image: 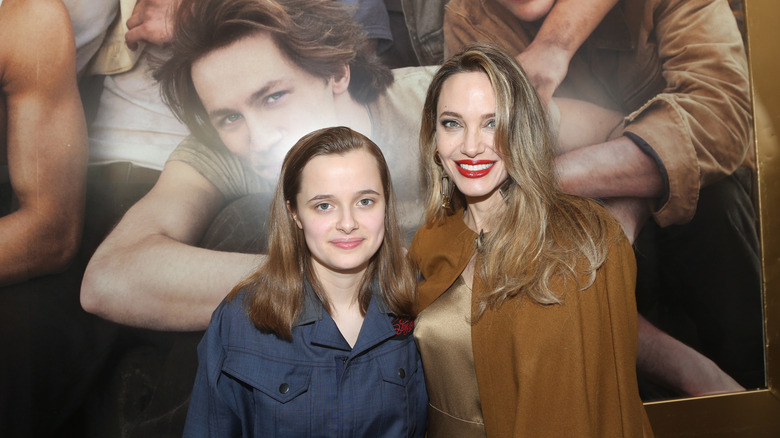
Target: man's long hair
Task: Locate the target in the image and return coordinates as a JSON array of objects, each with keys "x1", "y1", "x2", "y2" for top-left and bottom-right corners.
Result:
[
  {"x1": 419, "y1": 42, "x2": 614, "y2": 318},
  {"x1": 229, "y1": 127, "x2": 416, "y2": 339},
  {"x1": 156, "y1": 0, "x2": 393, "y2": 146}
]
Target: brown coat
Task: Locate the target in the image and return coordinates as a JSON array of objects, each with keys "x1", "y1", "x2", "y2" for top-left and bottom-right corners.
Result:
[{"x1": 410, "y1": 210, "x2": 653, "y2": 437}]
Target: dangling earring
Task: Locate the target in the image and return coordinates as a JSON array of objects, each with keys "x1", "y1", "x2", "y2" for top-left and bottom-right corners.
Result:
[{"x1": 440, "y1": 175, "x2": 453, "y2": 209}]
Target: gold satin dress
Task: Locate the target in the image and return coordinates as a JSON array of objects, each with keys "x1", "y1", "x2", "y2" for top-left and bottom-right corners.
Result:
[{"x1": 414, "y1": 276, "x2": 486, "y2": 438}]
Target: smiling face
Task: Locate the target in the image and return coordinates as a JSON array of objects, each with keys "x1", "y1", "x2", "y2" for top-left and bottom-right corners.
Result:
[
  {"x1": 191, "y1": 32, "x2": 348, "y2": 182},
  {"x1": 494, "y1": 0, "x2": 556, "y2": 22},
  {"x1": 291, "y1": 148, "x2": 386, "y2": 278},
  {"x1": 435, "y1": 71, "x2": 508, "y2": 209}
]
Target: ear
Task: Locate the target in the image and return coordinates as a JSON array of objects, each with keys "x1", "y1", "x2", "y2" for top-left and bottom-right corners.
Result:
[
  {"x1": 330, "y1": 64, "x2": 350, "y2": 96},
  {"x1": 287, "y1": 200, "x2": 303, "y2": 229}
]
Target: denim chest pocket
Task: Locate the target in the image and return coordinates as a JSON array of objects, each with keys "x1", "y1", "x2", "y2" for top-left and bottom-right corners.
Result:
[
  {"x1": 373, "y1": 342, "x2": 428, "y2": 436},
  {"x1": 222, "y1": 349, "x2": 314, "y2": 436},
  {"x1": 222, "y1": 349, "x2": 312, "y2": 403},
  {"x1": 376, "y1": 343, "x2": 420, "y2": 387}
]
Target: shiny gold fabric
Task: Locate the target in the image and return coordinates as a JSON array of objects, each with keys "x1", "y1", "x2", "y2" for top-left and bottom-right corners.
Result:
[
  {"x1": 410, "y1": 209, "x2": 654, "y2": 437},
  {"x1": 415, "y1": 276, "x2": 486, "y2": 438}
]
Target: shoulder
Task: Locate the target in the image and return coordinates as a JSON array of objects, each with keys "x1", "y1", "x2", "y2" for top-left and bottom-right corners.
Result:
[
  {"x1": 1, "y1": 0, "x2": 75, "y2": 86},
  {"x1": 167, "y1": 135, "x2": 266, "y2": 201},
  {"x1": 380, "y1": 66, "x2": 437, "y2": 106},
  {"x1": 410, "y1": 212, "x2": 475, "y2": 276},
  {"x1": 1, "y1": 0, "x2": 72, "y2": 51},
  {"x1": 206, "y1": 288, "x2": 271, "y2": 349}
]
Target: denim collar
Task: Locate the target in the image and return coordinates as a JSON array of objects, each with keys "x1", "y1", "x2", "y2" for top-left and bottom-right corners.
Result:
[{"x1": 294, "y1": 275, "x2": 391, "y2": 327}]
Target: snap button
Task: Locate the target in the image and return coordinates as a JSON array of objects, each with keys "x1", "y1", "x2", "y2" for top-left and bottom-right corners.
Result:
[
  {"x1": 398, "y1": 368, "x2": 406, "y2": 379},
  {"x1": 279, "y1": 383, "x2": 290, "y2": 394}
]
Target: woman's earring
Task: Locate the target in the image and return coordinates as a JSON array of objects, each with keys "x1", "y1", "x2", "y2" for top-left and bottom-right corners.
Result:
[
  {"x1": 433, "y1": 149, "x2": 442, "y2": 166},
  {"x1": 441, "y1": 175, "x2": 453, "y2": 209}
]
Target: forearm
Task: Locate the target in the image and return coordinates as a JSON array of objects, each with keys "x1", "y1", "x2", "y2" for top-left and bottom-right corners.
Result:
[
  {"x1": 0, "y1": 207, "x2": 82, "y2": 285},
  {"x1": 555, "y1": 135, "x2": 664, "y2": 199},
  {"x1": 82, "y1": 233, "x2": 261, "y2": 331},
  {"x1": 637, "y1": 315, "x2": 743, "y2": 396},
  {"x1": 532, "y1": 0, "x2": 617, "y2": 55},
  {"x1": 553, "y1": 97, "x2": 623, "y2": 154}
]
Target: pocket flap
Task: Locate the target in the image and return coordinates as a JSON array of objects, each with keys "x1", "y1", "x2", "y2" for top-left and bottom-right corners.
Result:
[{"x1": 222, "y1": 348, "x2": 312, "y2": 403}]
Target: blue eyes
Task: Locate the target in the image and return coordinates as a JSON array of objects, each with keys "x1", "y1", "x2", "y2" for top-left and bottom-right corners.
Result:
[
  {"x1": 216, "y1": 91, "x2": 289, "y2": 128},
  {"x1": 440, "y1": 119, "x2": 496, "y2": 129},
  {"x1": 267, "y1": 91, "x2": 285, "y2": 103},
  {"x1": 224, "y1": 113, "x2": 242, "y2": 125}
]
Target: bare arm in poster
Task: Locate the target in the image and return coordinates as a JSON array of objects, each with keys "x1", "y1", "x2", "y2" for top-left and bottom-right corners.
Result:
[
  {"x1": 514, "y1": 0, "x2": 619, "y2": 104},
  {"x1": 81, "y1": 161, "x2": 260, "y2": 330},
  {"x1": 82, "y1": 0, "x2": 378, "y2": 331},
  {"x1": 0, "y1": 0, "x2": 88, "y2": 286}
]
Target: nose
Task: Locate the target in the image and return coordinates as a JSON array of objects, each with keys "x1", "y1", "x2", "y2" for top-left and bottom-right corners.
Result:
[
  {"x1": 336, "y1": 207, "x2": 358, "y2": 233},
  {"x1": 246, "y1": 114, "x2": 283, "y2": 154},
  {"x1": 460, "y1": 126, "x2": 487, "y2": 157}
]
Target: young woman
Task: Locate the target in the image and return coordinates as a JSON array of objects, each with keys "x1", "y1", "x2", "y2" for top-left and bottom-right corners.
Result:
[
  {"x1": 410, "y1": 43, "x2": 653, "y2": 437},
  {"x1": 184, "y1": 126, "x2": 427, "y2": 437}
]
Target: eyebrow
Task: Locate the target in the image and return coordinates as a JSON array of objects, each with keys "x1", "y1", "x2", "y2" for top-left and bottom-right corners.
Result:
[
  {"x1": 305, "y1": 189, "x2": 382, "y2": 204},
  {"x1": 206, "y1": 79, "x2": 284, "y2": 121},
  {"x1": 438, "y1": 111, "x2": 496, "y2": 120}
]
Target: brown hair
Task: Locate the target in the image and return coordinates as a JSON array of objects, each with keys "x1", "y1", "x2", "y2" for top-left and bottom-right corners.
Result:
[
  {"x1": 155, "y1": 0, "x2": 393, "y2": 145},
  {"x1": 419, "y1": 42, "x2": 613, "y2": 316},
  {"x1": 230, "y1": 126, "x2": 416, "y2": 339}
]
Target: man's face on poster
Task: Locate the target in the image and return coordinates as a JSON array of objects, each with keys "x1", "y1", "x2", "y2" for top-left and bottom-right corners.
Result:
[{"x1": 191, "y1": 31, "x2": 344, "y2": 182}]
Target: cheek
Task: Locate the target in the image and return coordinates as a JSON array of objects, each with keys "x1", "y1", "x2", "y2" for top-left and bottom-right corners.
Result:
[
  {"x1": 366, "y1": 211, "x2": 386, "y2": 242},
  {"x1": 434, "y1": 130, "x2": 457, "y2": 156},
  {"x1": 300, "y1": 216, "x2": 329, "y2": 244},
  {"x1": 218, "y1": 129, "x2": 249, "y2": 158}
]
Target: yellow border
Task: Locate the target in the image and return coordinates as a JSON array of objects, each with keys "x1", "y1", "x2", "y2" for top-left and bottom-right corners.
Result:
[{"x1": 643, "y1": 0, "x2": 780, "y2": 435}]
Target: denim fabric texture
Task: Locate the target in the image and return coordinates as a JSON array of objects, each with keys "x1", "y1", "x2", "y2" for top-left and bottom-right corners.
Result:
[{"x1": 183, "y1": 279, "x2": 427, "y2": 437}]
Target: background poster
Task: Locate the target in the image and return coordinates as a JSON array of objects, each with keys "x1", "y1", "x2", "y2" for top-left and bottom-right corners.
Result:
[{"x1": 1, "y1": 0, "x2": 778, "y2": 436}]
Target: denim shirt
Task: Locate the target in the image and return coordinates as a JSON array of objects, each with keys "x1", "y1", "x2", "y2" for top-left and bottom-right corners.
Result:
[{"x1": 183, "y1": 280, "x2": 427, "y2": 437}]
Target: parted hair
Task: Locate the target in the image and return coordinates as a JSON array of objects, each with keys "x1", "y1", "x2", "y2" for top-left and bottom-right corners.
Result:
[
  {"x1": 229, "y1": 127, "x2": 416, "y2": 340},
  {"x1": 155, "y1": 0, "x2": 393, "y2": 146},
  {"x1": 419, "y1": 42, "x2": 613, "y2": 317}
]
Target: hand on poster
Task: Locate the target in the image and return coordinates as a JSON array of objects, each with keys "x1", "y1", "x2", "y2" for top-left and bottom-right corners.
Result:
[
  {"x1": 516, "y1": 42, "x2": 569, "y2": 106},
  {"x1": 126, "y1": 0, "x2": 180, "y2": 49}
]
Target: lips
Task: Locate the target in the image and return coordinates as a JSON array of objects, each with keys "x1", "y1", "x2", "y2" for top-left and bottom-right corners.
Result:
[
  {"x1": 455, "y1": 160, "x2": 495, "y2": 178},
  {"x1": 331, "y1": 238, "x2": 364, "y2": 250}
]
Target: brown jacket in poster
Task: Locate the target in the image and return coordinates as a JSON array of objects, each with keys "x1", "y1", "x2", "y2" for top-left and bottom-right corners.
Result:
[
  {"x1": 409, "y1": 209, "x2": 653, "y2": 437},
  {"x1": 444, "y1": 0, "x2": 752, "y2": 227}
]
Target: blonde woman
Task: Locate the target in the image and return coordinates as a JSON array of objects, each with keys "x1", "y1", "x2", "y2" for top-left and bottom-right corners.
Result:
[{"x1": 410, "y1": 43, "x2": 653, "y2": 437}]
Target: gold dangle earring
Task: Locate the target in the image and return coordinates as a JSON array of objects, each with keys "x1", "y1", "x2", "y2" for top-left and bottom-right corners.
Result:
[
  {"x1": 434, "y1": 149, "x2": 452, "y2": 209},
  {"x1": 440, "y1": 175, "x2": 453, "y2": 210}
]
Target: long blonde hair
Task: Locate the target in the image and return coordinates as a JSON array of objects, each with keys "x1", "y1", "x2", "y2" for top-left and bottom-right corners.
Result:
[
  {"x1": 230, "y1": 127, "x2": 416, "y2": 339},
  {"x1": 419, "y1": 42, "x2": 613, "y2": 317}
]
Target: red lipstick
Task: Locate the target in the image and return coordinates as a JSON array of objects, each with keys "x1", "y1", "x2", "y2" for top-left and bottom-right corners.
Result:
[{"x1": 455, "y1": 160, "x2": 495, "y2": 178}]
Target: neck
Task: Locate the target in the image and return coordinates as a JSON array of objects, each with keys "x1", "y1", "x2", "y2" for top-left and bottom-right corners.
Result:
[
  {"x1": 464, "y1": 191, "x2": 506, "y2": 233},
  {"x1": 312, "y1": 262, "x2": 366, "y2": 311}
]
